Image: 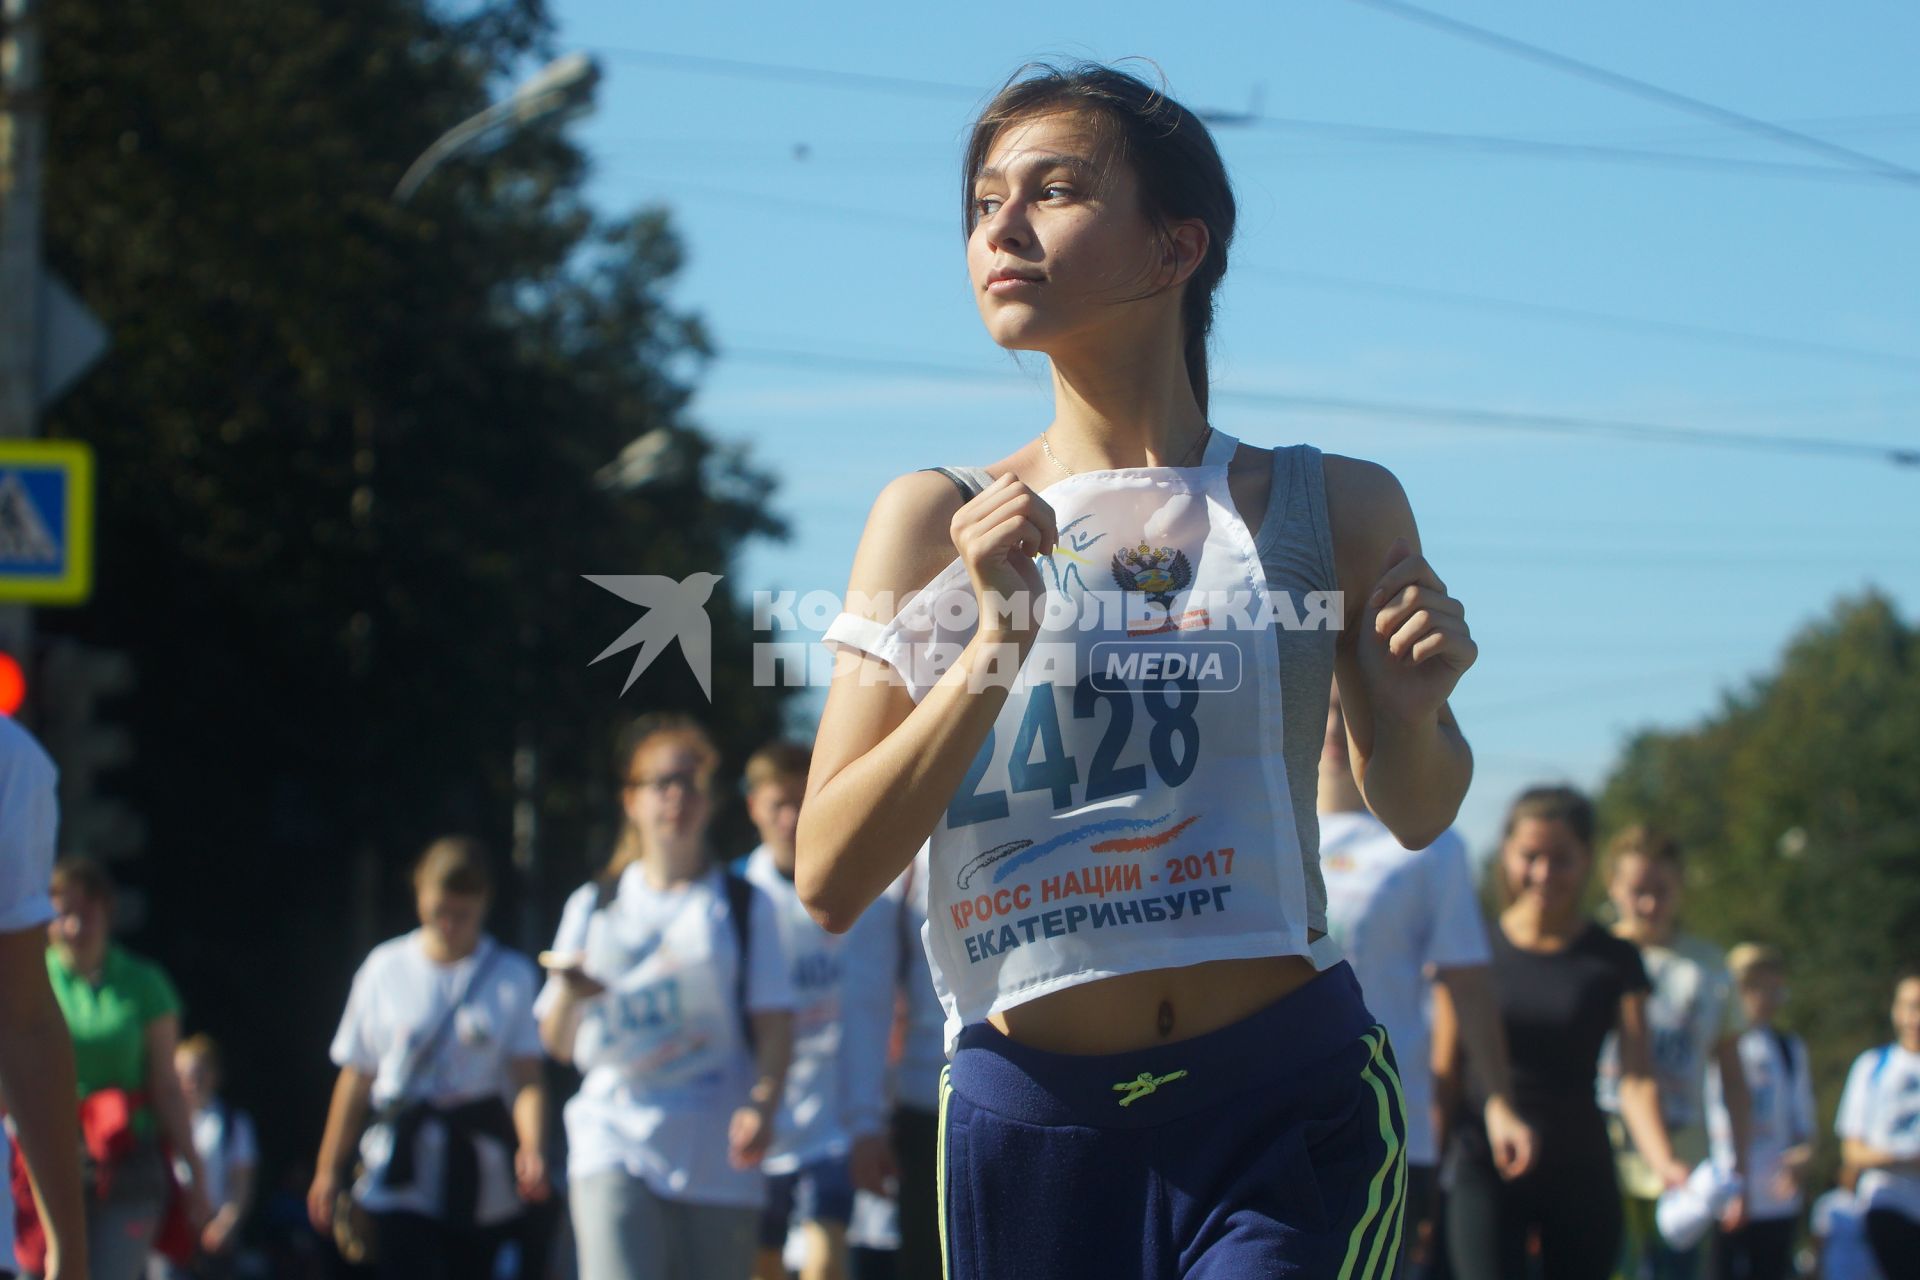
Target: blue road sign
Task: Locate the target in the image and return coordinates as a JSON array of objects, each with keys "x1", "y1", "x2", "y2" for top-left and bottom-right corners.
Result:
[{"x1": 0, "y1": 440, "x2": 94, "y2": 605}]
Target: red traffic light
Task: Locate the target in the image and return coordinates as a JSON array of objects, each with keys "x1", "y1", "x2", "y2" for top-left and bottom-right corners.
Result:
[{"x1": 0, "y1": 652, "x2": 22, "y2": 717}]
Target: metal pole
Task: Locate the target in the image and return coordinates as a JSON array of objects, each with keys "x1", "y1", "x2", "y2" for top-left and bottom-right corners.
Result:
[{"x1": 0, "y1": 0, "x2": 43, "y2": 658}]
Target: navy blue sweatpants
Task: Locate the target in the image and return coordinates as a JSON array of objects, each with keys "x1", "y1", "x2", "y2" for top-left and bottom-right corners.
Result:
[{"x1": 938, "y1": 962, "x2": 1407, "y2": 1279}]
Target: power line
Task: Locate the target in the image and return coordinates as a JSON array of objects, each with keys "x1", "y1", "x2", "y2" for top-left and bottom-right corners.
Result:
[
  {"x1": 630, "y1": 179, "x2": 1920, "y2": 376},
  {"x1": 589, "y1": 46, "x2": 982, "y2": 101},
  {"x1": 1349, "y1": 0, "x2": 1920, "y2": 188},
  {"x1": 720, "y1": 344, "x2": 1920, "y2": 468},
  {"x1": 587, "y1": 44, "x2": 1884, "y2": 186},
  {"x1": 1240, "y1": 266, "x2": 1920, "y2": 375},
  {"x1": 1233, "y1": 113, "x2": 1890, "y2": 185},
  {"x1": 1221, "y1": 386, "x2": 1920, "y2": 466}
]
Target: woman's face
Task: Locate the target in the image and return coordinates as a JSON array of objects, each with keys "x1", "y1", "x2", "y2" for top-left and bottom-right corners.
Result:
[
  {"x1": 967, "y1": 111, "x2": 1181, "y2": 357},
  {"x1": 624, "y1": 739, "x2": 712, "y2": 849},
  {"x1": 1608, "y1": 853, "x2": 1681, "y2": 940},
  {"x1": 1501, "y1": 816, "x2": 1591, "y2": 919},
  {"x1": 47, "y1": 885, "x2": 108, "y2": 958},
  {"x1": 416, "y1": 886, "x2": 487, "y2": 957}
]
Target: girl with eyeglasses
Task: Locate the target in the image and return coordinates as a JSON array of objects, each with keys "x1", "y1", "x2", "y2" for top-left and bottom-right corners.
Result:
[{"x1": 537, "y1": 713, "x2": 796, "y2": 1280}]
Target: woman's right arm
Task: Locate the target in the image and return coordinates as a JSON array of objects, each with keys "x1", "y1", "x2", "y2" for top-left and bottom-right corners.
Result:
[
  {"x1": 1614, "y1": 991, "x2": 1690, "y2": 1189},
  {"x1": 306, "y1": 1066, "x2": 373, "y2": 1233},
  {"x1": 538, "y1": 974, "x2": 600, "y2": 1065},
  {"x1": 797, "y1": 471, "x2": 1057, "y2": 932},
  {"x1": 0, "y1": 927, "x2": 86, "y2": 1280}
]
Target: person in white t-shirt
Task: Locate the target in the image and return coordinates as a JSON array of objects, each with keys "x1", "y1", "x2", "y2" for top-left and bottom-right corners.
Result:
[
  {"x1": 148, "y1": 1034, "x2": 258, "y2": 1280},
  {"x1": 1706, "y1": 944, "x2": 1814, "y2": 1280},
  {"x1": 1596, "y1": 825, "x2": 1752, "y2": 1280},
  {"x1": 742, "y1": 740, "x2": 895, "y2": 1280},
  {"x1": 858, "y1": 845, "x2": 945, "y2": 1280},
  {"x1": 1812, "y1": 1184, "x2": 1884, "y2": 1280},
  {"x1": 537, "y1": 713, "x2": 796, "y2": 1280},
  {"x1": 1317, "y1": 687, "x2": 1533, "y2": 1279},
  {"x1": 308, "y1": 837, "x2": 549, "y2": 1280},
  {"x1": 0, "y1": 717, "x2": 86, "y2": 1280},
  {"x1": 1836, "y1": 973, "x2": 1920, "y2": 1277}
]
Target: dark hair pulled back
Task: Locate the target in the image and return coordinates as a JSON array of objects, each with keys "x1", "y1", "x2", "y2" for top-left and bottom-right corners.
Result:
[{"x1": 962, "y1": 62, "x2": 1236, "y2": 414}]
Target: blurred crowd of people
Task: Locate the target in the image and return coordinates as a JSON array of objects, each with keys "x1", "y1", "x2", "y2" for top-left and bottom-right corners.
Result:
[{"x1": 3, "y1": 700, "x2": 1917, "y2": 1280}]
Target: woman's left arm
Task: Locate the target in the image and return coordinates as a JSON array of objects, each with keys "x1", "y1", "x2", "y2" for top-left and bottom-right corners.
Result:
[
  {"x1": 507, "y1": 1056, "x2": 549, "y2": 1203},
  {"x1": 144, "y1": 1012, "x2": 213, "y2": 1228},
  {"x1": 1325, "y1": 456, "x2": 1476, "y2": 848}
]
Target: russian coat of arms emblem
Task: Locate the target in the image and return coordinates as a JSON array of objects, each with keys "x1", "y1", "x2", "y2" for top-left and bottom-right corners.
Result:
[{"x1": 1110, "y1": 542, "x2": 1193, "y2": 609}]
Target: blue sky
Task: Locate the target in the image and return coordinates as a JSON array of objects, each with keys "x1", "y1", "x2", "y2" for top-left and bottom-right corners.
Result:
[{"x1": 544, "y1": 0, "x2": 1920, "y2": 854}]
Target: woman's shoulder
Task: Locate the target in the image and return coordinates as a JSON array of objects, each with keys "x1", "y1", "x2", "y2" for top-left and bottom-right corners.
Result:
[
  {"x1": 842, "y1": 468, "x2": 984, "y2": 623},
  {"x1": 1319, "y1": 454, "x2": 1413, "y2": 533},
  {"x1": 1317, "y1": 454, "x2": 1417, "y2": 603},
  {"x1": 560, "y1": 879, "x2": 601, "y2": 917}
]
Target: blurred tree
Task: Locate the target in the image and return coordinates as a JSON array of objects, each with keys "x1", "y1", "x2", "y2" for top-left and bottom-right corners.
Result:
[
  {"x1": 1599, "y1": 590, "x2": 1920, "y2": 1183},
  {"x1": 37, "y1": 0, "x2": 789, "y2": 1186}
]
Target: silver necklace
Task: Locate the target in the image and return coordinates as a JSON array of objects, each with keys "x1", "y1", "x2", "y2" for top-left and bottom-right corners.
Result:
[{"x1": 1040, "y1": 424, "x2": 1212, "y2": 477}]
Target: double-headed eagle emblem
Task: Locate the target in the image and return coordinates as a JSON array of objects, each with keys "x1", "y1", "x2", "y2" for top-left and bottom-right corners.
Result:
[{"x1": 1110, "y1": 541, "x2": 1192, "y2": 608}]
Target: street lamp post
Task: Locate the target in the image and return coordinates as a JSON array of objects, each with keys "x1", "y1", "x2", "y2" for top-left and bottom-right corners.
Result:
[
  {"x1": 393, "y1": 51, "x2": 600, "y2": 203},
  {"x1": 380, "y1": 51, "x2": 600, "y2": 951}
]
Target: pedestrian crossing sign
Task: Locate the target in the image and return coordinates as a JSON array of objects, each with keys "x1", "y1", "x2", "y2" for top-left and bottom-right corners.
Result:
[{"x1": 0, "y1": 440, "x2": 94, "y2": 604}]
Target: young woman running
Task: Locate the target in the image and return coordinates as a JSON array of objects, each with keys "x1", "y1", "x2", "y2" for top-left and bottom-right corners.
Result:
[
  {"x1": 1444, "y1": 788, "x2": 1686, "y2": 1280},
  {"x1": 538, "y1": 714, "x2": 796, "y2": 1280},
  {"x1": 799, "y1": 63, "x2": 1477, "y2": 1278}
]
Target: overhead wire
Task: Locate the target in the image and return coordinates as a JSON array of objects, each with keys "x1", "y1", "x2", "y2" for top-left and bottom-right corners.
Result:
[
  {"x1": 720, "y1": 344, "x2": 1920, "y2": 468},
  {"x1": 587, "y1": 44, "x2": 1893, "y2": 186},
  {"x1": 619, "y1": 177, "x2": 1920, "y2": 377},
  {"x1": 1348, "y1": 0, "x2": 1920, "y2": 188}
]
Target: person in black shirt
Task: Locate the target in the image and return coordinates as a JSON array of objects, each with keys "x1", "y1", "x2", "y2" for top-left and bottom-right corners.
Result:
[{"x1": 1446, "y1": 786, "x2": 1689, "y2": 1280}]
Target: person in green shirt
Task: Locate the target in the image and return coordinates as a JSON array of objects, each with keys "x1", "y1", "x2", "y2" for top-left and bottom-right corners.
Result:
[{"x1": 45, "y1": 858, "x2": 209, "y2": 1279}]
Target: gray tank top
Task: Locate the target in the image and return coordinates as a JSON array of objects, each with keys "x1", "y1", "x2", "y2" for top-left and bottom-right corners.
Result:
[{"x1": 924, "y1": 444, "x2": 1338, "y2": 932}]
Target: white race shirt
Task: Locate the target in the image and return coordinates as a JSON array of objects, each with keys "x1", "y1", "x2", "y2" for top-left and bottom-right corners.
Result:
[
  {"x1": 1318, "y1": 812, "x2": 1489, "y2": 1167},
  {"x1": 744, "y1": 845, "x2": 895, "y2": 1173},
  {"x1": 329, "y1": 931, "x2": 542, "y2": 1224},
  {"x1": 0, "y1": 718, "x2": 58, "y2": 1269},
  {"x1": 825, "y1": 432, "x2": 1318, "y2": 1052},
  {"x1": 0, "y1": 716, "x2": 57, "y2": 934},
  {"x1": 880, "y1": 847, "x2": 949, "y2": 1114},
  {"x1": 1837, "y1": 1042, "x2": 1920, "y2": 1224},
  {"x1": 1813, "y1": 1187, "x2": 1885, "y2": 1280},
  {"x1": 1708, "y1": 1027, "x2": 1814, "y2": 1220},
  {"x1": 173, "y1": 1101, "x2": 258, "y2": 1214},
  {"x1": 537, "y1": 864, "x2": 795, "y2": 1207}
]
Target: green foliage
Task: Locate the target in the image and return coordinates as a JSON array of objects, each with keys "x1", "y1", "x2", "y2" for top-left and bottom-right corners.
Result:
[
  {"x1": 1598, "y1": 591, "x2": 1920, "y2": 1185},
  {"x1": 38, "y1": 0, "x2": 790, "y2": 1165}
]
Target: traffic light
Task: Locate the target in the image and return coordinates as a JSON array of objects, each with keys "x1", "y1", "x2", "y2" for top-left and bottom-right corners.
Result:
[
  {"x1": 32, "y1": 638, "x2": 143, "y2": 861},
  {"x1": 0, "y1": 650, "x2": 23, "y2": 717}
]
